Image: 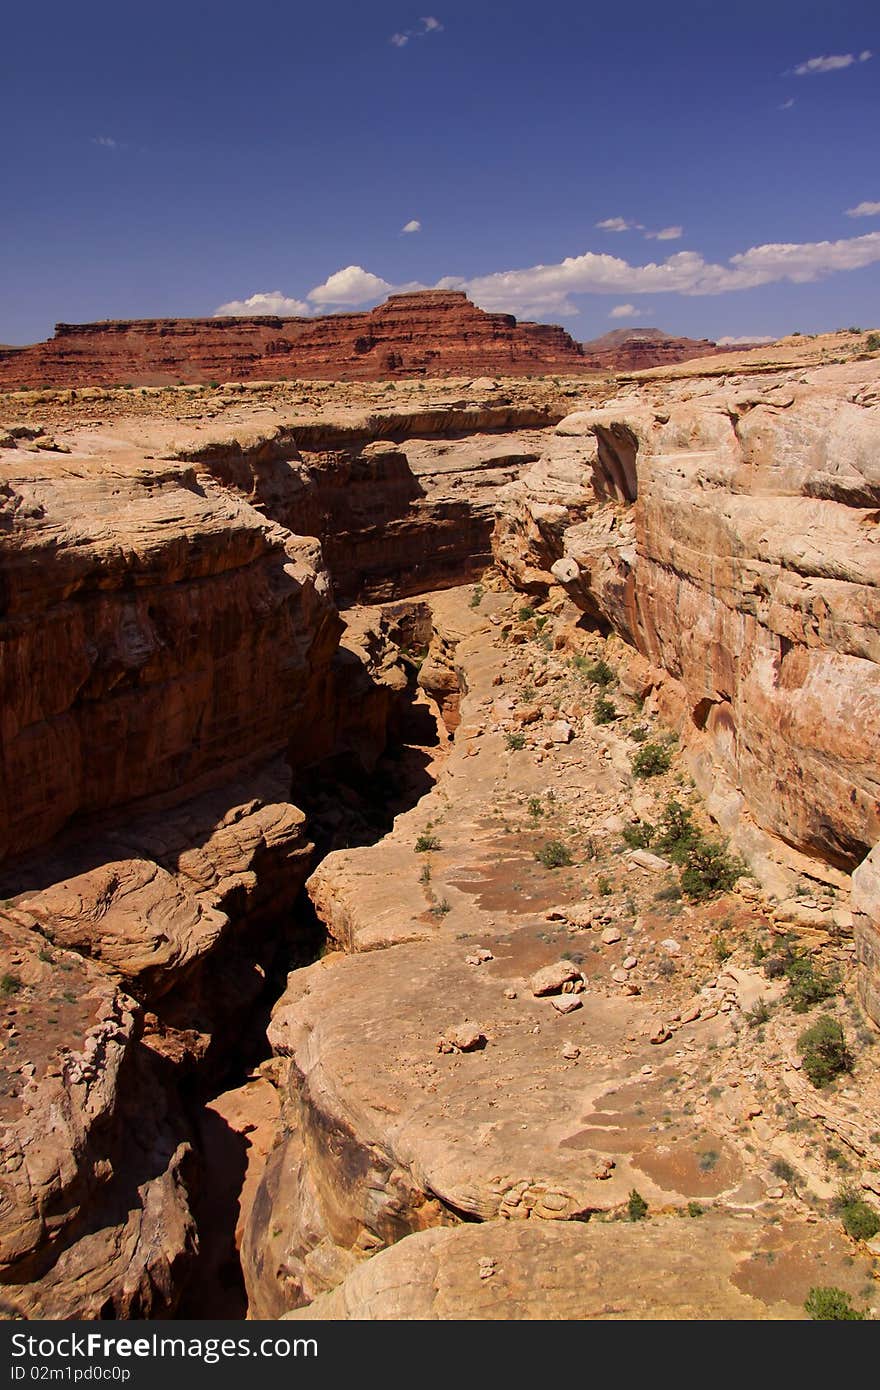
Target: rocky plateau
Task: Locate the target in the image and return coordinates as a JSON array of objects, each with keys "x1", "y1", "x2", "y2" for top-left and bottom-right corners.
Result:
[{"x1": 1, "y1": 319, "x2": 880, "y2": 1321}]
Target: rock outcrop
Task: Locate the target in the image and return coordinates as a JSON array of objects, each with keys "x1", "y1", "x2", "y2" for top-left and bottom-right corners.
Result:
[
  {"x1": 0, "y1": 293, "x2": 590, "y2": 390},
  {"x1": 494, "y1": 372, "x2": 880, "y2": 892},
  {"x1": 283, "y1": 1216, "x2": 865, "y2": 1321},
  {"x1": 579, "y1": 326, "x2": 765, "y2": 372},
  {"x1": 3, "y1": 355, "x2": 880, "y2": 1319}
]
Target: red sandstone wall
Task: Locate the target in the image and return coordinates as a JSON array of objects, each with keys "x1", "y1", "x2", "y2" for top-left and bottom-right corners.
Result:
[{"x1": 0, "y1": 291, "x2": 592, "y2": 389}]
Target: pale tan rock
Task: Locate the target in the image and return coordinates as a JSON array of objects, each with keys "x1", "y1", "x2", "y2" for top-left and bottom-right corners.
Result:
[
  {"x1": 529, "y1": 960, "x2": 584, "y2": 996},
  {"x1": 550, "y1": 995, "x2": 583, "y2": 1014},
  {"x1": 282, "y1": 1215, "x2": 873, "y2": 1321}
]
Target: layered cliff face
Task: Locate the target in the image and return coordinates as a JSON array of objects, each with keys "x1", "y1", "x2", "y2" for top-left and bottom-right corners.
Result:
[
  {"x1": 494, "y1": 371, "x2": 880, "y2": 884},
  {"x1": 0, "y1": 292, "x2": 590, "y2": 390},
  {"x1": 2, "y1": 354, "x2": 880, "y2": 1319},
  {"x1": 580, "y1": 327, "x2": 727, "y2": 372}
]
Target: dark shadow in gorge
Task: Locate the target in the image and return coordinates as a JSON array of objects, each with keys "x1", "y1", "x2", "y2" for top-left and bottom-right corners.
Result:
[{"x1": 178, "y1": 674, "x2": 448, "y2": 1317}]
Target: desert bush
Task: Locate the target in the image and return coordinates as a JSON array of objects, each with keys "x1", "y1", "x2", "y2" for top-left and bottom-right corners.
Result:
[
  {"x1": 631, "y1": 742, "x2": 672, "y2": 778},
  {"x1": 679, "y1": 839, "x2": 746, "y2": 900},
  {"x1": 797, "y1": 1015, "x2": 853, "y2": 1088},
  {"x1": 785, "y1": 953, "x2": 839, "y2": 1012},
  {"x1": 622, "y1": 820, "x2": 655, "y2": 850},
  {"x1": 804, "y1": 1287, "x2": 865, "y2": 1320},
  {"x1": 627, "y1": 1189, "x2": 648, "y2": 1221},
  {"x1": 833, "y1": 1185, "x2": 880, "y2": 1241},
  {"x1": 505, "y1": 731, "x2": 526, "y2": 751},
  {"x1": 535, "y1": 840, "x2": 573, "y2": 869},
  {"x1": 593, "y1": 695, "x2": 617, "y2": 724},
  {"x1": 414, "y1": 833, "x2": 441, "y2": 853},
  {"x1": 585, "y1": 658, "x2": 615, "y2": 687},
  {"x1": 653, "y1": 800, "x2": 700, "y2": 864}
]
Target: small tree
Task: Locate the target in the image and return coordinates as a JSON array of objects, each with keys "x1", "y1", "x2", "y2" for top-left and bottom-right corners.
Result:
[
  {"x1": 797, "y1": 1016, "x2": 853, "y2": 1088},
  {"x1": 804, "y1": 1286, "x2": 865, "y2": 1320},
  {"x1": 627, "y1": 1189, "x2": 648, "y2": 1221}
]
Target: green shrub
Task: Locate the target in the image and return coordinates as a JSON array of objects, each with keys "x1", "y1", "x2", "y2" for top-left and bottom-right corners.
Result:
[
  {"x1": 653, "y1": 800, "x2": 700, "y2": 864},
  {"x1": 0, "y1": 973, "x2": 21, "y2": 996},
  {"x1": 627, "y1": 1189, "x2": 648, "y2": 1221},
  {"x1": 687, "y1": 1201, "x2": 704, "y2": 1218},
  {"x1": 629, "y1": 723, "x2": 648, "y2": 743},
  {"x1": 804, "y1": 1286, "x2": 865, "y2": 1320},
  {"x1": 415, "y1": 833, "x2": 441, "y2": 853},
  {"x1": 785, "y1": 954, "x2": 838, "y2": 1013},
  {"x1": 833, "y1": 1185, "x2": 880, "y2": 1241},
  {"x1": 518, "y1": 605, "x2": 536, "y2": 622},
  {"x1": 596, "y1": 874, "x2": 613, "y2": 896},
  {"x1": 631, "y1": 742, "x2": 672, "y2": 778},
  {"x1": 622, "y1": 821, "x2": 655, "y2": 850},
  {"x1": 535, "y1": 840, "x2": 573, "y2": 869},
  {"x1": 585, "y1": 658, "x2": 615, "y2": 687},
  {"x1": 429, "y1": 898, "x2": 451, "y2": 918},
  {"x1": 469, "y1": 583, "x2": 485, "y2": 609},
  {"x1": 593, "y1": 695, "x2": 617, "y2": 725},
  {"x1": 797, "y1": 1015, "x2": 853, "y2": 1088},
  {"x1": 527, "y1": 796, "x2": 543, "y2": 819},
  {"x1": 866, "y1": 332, "x2": 880, "y2": 352},
  {"x1": 419, "y1": 864, "x2": 432, "y2": 885},
  {"x1": 745, "y1": 998, "x2": 771, "y2": 1027},
  {"x1": 679, "y1": 840, "x2": 746, "y2": 900},
  {"x1": 770, "y1": 1158, "x2": 797, "y2": 1183},
  {"x1": 711, "y1": 934, "x2": 733, "y2": 963},
  {"x1": 505, "y1": 731, "x2": 526, "y2": 751}
]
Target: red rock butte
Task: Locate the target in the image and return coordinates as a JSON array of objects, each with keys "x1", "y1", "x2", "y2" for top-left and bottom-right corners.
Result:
[{"x1": 0, "y1": 290, "x2": 594, "y2": 389}]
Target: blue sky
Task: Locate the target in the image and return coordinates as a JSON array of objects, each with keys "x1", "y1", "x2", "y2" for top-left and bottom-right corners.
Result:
[{"x1": 2, "y1": 0, "x2": 878, "y2": 345}]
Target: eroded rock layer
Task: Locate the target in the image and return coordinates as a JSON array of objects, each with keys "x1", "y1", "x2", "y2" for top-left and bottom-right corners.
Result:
[
  {"x1": 494, "y1": 371, "x2": 880, "y2": 881},
  {"x1": 3, "y1": 353, "x2": 880, "y2": 1318},
  {"x1": 0, "y1": 293, "x2": 590, "y2": 390}
]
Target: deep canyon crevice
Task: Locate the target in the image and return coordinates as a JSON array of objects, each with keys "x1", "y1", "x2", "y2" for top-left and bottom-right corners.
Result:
[{"x1": 1, "y1": 357, "x2": 880, "y2": 1319}]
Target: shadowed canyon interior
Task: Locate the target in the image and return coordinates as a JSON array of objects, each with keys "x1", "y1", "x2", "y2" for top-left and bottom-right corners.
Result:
[{"x1": 1, "y1": 317, "x2": 879, "y2": 1319}]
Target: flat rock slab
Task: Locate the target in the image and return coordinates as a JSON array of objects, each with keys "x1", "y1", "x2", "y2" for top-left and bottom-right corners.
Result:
[
  {"x1": 246, "y1": 929, "x2": 774, "y2": 1313},
  {"x1": 284, "y1": 1213, "x2": 874, "y2": 1321}
]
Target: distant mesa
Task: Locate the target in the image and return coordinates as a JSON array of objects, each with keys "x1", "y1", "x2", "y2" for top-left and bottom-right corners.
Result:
[
  {"x1": 579, "y1": 326, "x2": 767, "y2": 371},
  {"x1": 0, "y1": 292, "x2": 770, "y2": 389},
  {"x1": 0, "y1": 291, "x2": 587, "y2": 389}
]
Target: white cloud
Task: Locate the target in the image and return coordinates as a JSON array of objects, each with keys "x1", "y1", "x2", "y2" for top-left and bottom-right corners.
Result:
[
  {"x1": 645, "y1": 226, "x2": 684, "y2": 241},
  {"x1": 596, "y1": 216, "x2": 636, "y2": 232},
  {"x1": 609, "y1": 303, "x2": 640, "y2": 319},
  {"x1": 846, "y1": 201, "x2": 880, "y2": 218},
  {"x1": 213, "y1": 225, "x2": 880, "y2": 328},
  {"x1": 307, "y1": 265, "x2": 393, "y2": 306},
  {"x1": 92, "y1": 135, "x2": 121, "y2": 149},
  {"x1": 779, "y1": 98, "x2": 795, "y2": 109},
  {"x1": 391, "y1": 16, "x2": 443, "y2": 46},
  {"x1": 214, "y1": 290, "x2": 310, "y2": 317},
  {"x1": 458, "y1": 231, "x2": 880, "y2": 318},
  {"x1": 794, "y1": 51, "x2": 872, "y2": 75},
  {"x1": 401, "y1": 219, "x2": 422, "y2": 234},
  {"x1": 716, "y1": 334, "x2": 775, "y2": 346}
]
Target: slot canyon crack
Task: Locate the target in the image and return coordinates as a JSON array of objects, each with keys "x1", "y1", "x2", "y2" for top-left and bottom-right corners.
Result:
[{"x1": 1, "y1": 355, "x2": 879, "y2": 1321}]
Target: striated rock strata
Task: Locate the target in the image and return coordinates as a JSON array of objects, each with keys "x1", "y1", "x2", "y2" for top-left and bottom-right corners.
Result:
[
  {"x1": 494, "y1": 372, "x2": 880, "y2": 891},
  {"x1": 0, "y1": 292, "x2": 590, "y2": 390}
]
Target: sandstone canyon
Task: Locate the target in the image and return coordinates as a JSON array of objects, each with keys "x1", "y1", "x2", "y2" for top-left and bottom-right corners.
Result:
[{"x1": 1, "y1": 307, "x2": 880, "y2": 1321}]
